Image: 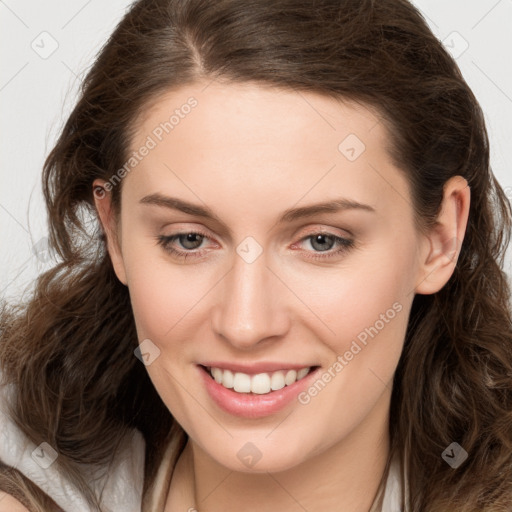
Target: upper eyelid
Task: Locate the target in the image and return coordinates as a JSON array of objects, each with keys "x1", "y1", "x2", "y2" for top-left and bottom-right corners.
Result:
[{"x1": 159, "y1": 222, "x2": 352, "y2": 240}]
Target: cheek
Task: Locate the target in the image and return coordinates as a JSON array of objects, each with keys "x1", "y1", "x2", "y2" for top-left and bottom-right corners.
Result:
[
  {"x1": 290, "y1": 271, "x2": 410, "y2": 459},
  {"x1": 285, "y1": 235, "x2": 415, "y2": 424},
  {"x1": 281, "y1": 233, "x2": 416, "y2": 352},
  {"x1": 296, "y1": 266, "x2": 408, "y2": 409},
  {"x1": 312, "y1": 238, "x2": 415, "y2": 407},
  {"x1": 121, "y1": 243, "x2": 210, "y2": 427},
  {"x1": 121, "y1": 237, "x2": 211, "y2": 342}
]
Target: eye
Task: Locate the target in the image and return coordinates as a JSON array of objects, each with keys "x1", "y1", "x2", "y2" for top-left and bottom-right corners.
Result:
[
  {"x1": 156, "y1": 230, "x2": 355, "y2": 262},
  {"x1": 156, "y1": 230, "x2": 213, "y2": 261},
  {"x1": 292, "y1": 232, "x2": 354, "y2": 260}
]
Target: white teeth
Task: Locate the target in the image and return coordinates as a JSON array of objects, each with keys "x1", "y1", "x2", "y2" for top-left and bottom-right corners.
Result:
[
  {"x1": 222, "y1": 369, "x2": 234, "y2": 389},
  {"x1": 212, "y1": 367, "x2": 223, "y2": 384},
  {"x1": 233, "y1": 372, "x2": 251, "y2": 393},
  {"x1": 297, "y1": 367, "x2": 309, "y2": 380},
  {"x1": 284, "y1": 370, "x2": 297, "y2": 385},
  {"x1": 208, "y1": 366, "x2": 312, "y2": 394},
  {"x1": 270, "y1": 371, "x2": 285, "y2": 391},
  {"x1": 251, "y1": 373, "x2": 271, "y2": 394}
]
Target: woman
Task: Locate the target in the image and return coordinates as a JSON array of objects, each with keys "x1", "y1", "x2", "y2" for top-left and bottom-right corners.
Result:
[{"x1": 1, "y1": 0, "x2": 511, "y2": 511}]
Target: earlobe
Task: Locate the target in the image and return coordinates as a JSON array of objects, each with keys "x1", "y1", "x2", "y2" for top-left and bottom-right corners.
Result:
[
  {"x1": 92, "y1": 179, "x2": 128, "y2": 286},
  {"x1": 415, "y1": 176, "x2": 470, "y2": 295}
]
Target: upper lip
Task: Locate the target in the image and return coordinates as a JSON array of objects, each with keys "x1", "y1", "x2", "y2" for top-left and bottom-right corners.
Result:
[{"x1": 199, "y1": 361, "x2": 317, "y2": 375}]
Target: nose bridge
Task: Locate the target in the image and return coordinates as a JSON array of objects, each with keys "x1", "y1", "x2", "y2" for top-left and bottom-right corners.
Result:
[{"x1": 211, "y1": 247, "x2": 289, "y2": 348}]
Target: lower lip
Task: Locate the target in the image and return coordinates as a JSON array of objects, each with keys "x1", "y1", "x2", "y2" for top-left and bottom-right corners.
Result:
[{"x1": 198, "y1": 365, "x2": 320, "y2": 419}]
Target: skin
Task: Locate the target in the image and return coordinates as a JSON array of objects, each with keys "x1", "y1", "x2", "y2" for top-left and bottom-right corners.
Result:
[
  {"x1": 0, "y1": 493, "x2": 29, "y2": 512},
  {"x1": 93, "y1": 80, "x2": 470, "y2": 512}
]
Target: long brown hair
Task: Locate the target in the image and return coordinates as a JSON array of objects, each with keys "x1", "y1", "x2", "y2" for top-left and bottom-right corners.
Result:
[{"x1": 1, "y1": 0, "x2": 511, "y2": 510}]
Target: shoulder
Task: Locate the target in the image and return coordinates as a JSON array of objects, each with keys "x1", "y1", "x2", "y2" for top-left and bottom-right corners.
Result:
[{"x1": 0, "y1": 492, "x2": 30, "y2": 512}]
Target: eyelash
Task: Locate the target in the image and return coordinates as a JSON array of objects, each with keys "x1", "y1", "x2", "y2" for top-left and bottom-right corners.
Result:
[{"x1": 156, "y1": 230, "x2": 354, "y2": 261}]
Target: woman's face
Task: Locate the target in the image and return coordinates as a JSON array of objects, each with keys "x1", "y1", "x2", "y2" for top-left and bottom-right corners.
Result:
[{"x1": 98, "y1": 80, "x2": 432, "y2": 472}]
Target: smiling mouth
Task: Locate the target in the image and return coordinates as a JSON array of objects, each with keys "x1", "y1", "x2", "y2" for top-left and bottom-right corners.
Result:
[{"x1": 199, "y1": 364, "x2": 319, "y2": 395}]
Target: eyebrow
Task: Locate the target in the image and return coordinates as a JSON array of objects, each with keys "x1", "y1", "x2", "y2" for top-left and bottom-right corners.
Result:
[{"x1": 139, "y1": 193, "x2": 375, "y2": 224}]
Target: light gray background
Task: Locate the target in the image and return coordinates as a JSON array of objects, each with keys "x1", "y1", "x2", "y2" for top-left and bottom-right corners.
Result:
[{"x1": 1, "y1": 0, "x2": 511, "y2": 300}]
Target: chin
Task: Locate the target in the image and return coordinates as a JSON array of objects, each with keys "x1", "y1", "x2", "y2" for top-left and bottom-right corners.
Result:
[{"x1": 204, "y1": 441, "x2": 311, "y2": 474}]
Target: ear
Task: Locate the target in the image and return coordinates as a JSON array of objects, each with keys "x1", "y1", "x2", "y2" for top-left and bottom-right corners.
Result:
[
  {"x1": 415, "y1": 175, "x2": 470, "y2": 295},
  {"x1": 92, "y1": 179, "x2": 128, "y2": 285}
]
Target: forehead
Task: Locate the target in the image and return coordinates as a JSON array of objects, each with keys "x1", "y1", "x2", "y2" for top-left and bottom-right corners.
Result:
[
  {"x1": 123, "y1": 80, "x2": 411, "y2": 224},
  {"x1": 132, "y1": 80, "x2": 388, "y2": 159}
]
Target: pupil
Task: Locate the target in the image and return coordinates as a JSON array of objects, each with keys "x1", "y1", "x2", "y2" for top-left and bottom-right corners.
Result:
[
  {"x1": 312, "y1": 234, "x2": 333, "y2": 251},
  {"x1": 181, "y1": 233, "x2": 202, "y2": 249}
]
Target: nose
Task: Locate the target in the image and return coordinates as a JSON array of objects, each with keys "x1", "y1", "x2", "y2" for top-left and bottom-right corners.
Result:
[{"x1": 210, "y1": 249, "x2": 290, "y2": 350}]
